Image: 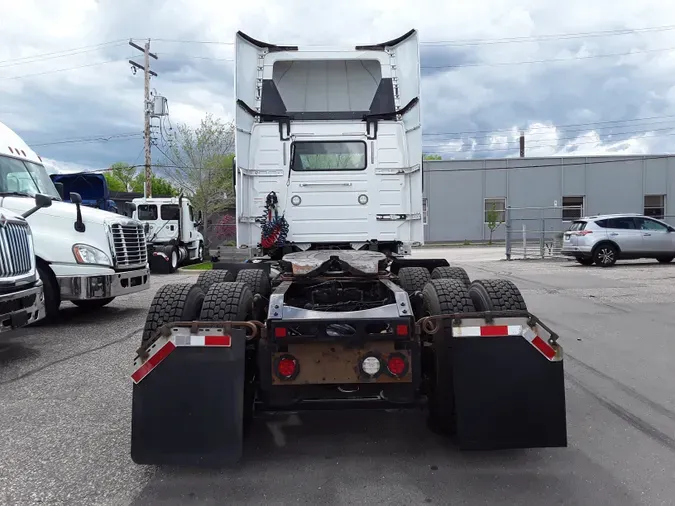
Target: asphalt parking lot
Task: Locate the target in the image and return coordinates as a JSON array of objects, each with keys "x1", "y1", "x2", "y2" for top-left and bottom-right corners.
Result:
[{"x1": 1, "y1": 250, "x2": 674, "y2": 506}]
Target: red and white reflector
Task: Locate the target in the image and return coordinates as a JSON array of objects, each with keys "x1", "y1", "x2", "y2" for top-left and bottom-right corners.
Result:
[
  {"x1": 131, "y1": 331, "x2": 233, "y2": 384},
  {"x1": 521, "y1": 327, "x2": 557, "y2": 360},
  {"x1": 453, "y1": 325, "x2": 523, "y2": 338}
]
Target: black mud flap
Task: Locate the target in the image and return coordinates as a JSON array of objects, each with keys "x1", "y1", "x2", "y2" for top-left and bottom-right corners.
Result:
[
  {"x1": 149, "y1": 253, "x2": 172, "y2": 274},
  {"x1": 130, "y1": 328, "x2": 247, "y2": 466},
  {"x1": 452, "y1": 336, "x2": 567, "y2": 450}
]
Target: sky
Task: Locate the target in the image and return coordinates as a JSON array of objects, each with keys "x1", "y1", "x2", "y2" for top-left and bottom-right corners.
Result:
[{"x1": 2, "y1": 0, "x2": 675, "y2": 174}]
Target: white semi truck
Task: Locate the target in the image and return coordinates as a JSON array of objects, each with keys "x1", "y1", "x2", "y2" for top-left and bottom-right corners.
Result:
[
  {"x1": 0, "y1": 198, "x2": 50, "y2": 333},
  {"x1": 131, "y1": 29, "x2": 567, "y2": 466},
  {"x1": 132, "y1": 195, "x2": 205, "y2": 273},
  {"x1": 0, "y1": 121, "x2": 151, "y2": 320}
]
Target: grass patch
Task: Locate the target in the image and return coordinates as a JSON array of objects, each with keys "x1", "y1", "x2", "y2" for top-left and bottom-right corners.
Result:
[{"x1": 182, "y1": 261, "x2": 213, "y2": 270}]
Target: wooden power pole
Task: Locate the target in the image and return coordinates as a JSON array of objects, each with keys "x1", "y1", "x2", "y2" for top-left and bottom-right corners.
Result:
[
  {"x1": 519, "y1": 130, "x2": 525, "y2": 157},
  {"x1": 129, "y1": 39, "x2": 158, "y2": 198}
]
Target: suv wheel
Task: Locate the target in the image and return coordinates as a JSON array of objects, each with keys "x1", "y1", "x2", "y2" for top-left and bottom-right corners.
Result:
[{"x1": 593, "y1": 244, "x2": 617, "y2": 267}]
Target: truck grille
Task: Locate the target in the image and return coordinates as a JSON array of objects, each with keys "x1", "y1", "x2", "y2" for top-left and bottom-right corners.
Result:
[
  {"x1": 110, "y1": 223, "x2": 147, "y2": 268},
  {"x1": 0, "y1": 221, "x2": 33, "y2": 279}
]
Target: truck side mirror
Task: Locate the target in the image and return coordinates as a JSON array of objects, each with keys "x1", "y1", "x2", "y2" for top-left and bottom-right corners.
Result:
[
  {"x1": 53, "y1": 182, "x2": 65, "y2": 199},
  {"x1": 128, "y1": 203, "x2": 137, "y2": 213},
  {"x1": 21, "y1": 193, "x2": 53, "y2": 218},
  {"x1": 70, "y1": 192, "x2": 86, "y2": 233}
]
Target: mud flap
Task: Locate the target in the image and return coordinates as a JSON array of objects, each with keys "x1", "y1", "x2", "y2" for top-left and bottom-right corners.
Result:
[
  {"x1": 130, "y1": 328, "x2": 247, "y2": 466},
  {"x1": 149, "y1": 250, "x2": 172, "y2": 274},
  {"x1": 452, "y1": 336, "x2": 567, "y2": 450}
]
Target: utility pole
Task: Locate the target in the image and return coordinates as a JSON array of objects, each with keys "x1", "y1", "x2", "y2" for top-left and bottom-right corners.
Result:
[
  {"x1": 129, "y1": 39, "x2": 158, "y2": 198},
  {"x1": 519, "y1": 130, "x2": 525, "y2": 158}
]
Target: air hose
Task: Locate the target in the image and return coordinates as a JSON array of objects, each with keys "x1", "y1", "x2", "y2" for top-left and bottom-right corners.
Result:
[{"x1": 260, "y1": 191, "x2": 289, "y2": 249}]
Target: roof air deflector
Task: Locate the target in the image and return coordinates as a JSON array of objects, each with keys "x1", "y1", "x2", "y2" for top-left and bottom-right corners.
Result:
[
  {"x1": 236, "y1": 31, "x2": 299, "y2": 52},
  {"x1": 355, "y1": 29, "x2": 417, "y2": 51}
]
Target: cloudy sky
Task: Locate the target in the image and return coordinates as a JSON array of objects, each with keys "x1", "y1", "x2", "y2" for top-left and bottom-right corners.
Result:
[{"x1": 2, "y1": 0, "x2": 675, "y2": 173}]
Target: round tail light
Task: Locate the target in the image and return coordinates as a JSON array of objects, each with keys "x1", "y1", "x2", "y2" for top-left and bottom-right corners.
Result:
[
  {"x1": 386, "y1": 353, "x2": 408, "y2": 377},
  {"x1": 361, "y1": 356, "x2": 381, "y2": 376},
  {"x1": 275, "y1": 355, "x2": 299, "y2": 380}
]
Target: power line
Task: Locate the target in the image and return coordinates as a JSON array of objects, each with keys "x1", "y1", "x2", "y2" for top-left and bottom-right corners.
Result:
[
  {"x1": 0, "y1": 42, "x2": 128, "y2": 69},
  {"x1": 0, "y1": 39, "x2": 127, "y2": 66},
  {"x1": 0, "y1": 57, "x2": 132, "y2": 80},
  {"x1": 150, "y1": 23, "x2": 675, "y2": 47},
  {"x1": 29, "y1": 132, "x2": 142, "y2": 147}
]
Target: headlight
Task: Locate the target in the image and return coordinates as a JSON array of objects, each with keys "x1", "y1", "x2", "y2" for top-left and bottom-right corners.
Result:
[{"x1": 72, "y1": 244, "x2": 112, "y2": 266}]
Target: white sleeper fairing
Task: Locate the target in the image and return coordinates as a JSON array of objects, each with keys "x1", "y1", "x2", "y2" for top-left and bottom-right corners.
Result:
[{"x1": 234, "y1": 29, "x2": 423, "y2": 256}]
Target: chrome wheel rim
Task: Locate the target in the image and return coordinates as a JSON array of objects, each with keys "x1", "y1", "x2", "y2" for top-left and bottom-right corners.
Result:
[{"x1": 598, "y1": 248, "x2": 614, "y2": 264}]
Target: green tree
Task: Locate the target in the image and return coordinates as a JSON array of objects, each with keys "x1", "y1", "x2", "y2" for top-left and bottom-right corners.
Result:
[
  {"x1": 105, "y1": 162, "x2": 137, "y2": 191},
  {"x1": 423, "y1": 153, "x2": 442, "y2": 160},
  {"x1": 485, "y1": 202, "x2": 504, "y2": 245},
  {"x1": 130, "y1": 173, "x2": 179, "y2": 196},
  {"x1": 158, "y1": 113, "x2": 235, "y2": 237}
]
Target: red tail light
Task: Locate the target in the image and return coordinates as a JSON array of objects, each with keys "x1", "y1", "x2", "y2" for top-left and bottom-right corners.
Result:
[
  {"x1": 575, "y1": 230, "x2": 593, "y2": 236},
  {"x1": 274, "y1": 327, "x2": 287, "y2": 338},
  {"x1": 276, "y1": 355, "x2": 299, "y2": 380},
  {"x1": 386, "y1": 353, "x2": 408, "y2": 377},
  {"x1": 396, "y1": 324, "x2": 408, "y2": 336}
]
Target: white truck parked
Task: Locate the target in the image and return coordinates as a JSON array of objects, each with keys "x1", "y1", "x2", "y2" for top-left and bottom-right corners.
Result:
[
  {"x1": 0, "y1": 121, "x2": 151, "y2": 320},
  {"x1": 132, "y1": 195, "x2": 205, "y2": 273},
  {"x1": 0, "y1": 197, "x2": 51, "y2": 332}
]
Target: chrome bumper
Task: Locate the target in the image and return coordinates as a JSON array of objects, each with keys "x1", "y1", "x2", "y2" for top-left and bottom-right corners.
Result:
[
  {"x1": 0, "y1": 281, "x2": 45, "y2": 333},
  {"x1": 58, "y1": 267, "x2": 150, "y2": 301}
]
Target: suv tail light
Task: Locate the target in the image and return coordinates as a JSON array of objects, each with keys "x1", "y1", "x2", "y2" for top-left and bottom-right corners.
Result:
[{"x1": 575, "y1": 230, "x2": 593, "y2": 236}]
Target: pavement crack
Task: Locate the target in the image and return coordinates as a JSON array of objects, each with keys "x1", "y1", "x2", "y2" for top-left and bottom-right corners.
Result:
[{"x1": 0, "y1": 327, "x2": 142, "y2": 386}]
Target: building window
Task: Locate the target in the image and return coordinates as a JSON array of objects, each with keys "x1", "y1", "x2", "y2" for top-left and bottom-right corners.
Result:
[
  {"x1": 484, "y1": 198, "x2": 506, "y2": 223},
  {"x1": 644, "y1": 195, "x2": 665, "y2": 219},
  {"x1": 562, "y1": 196, "x2": 585, "y2": 221}
]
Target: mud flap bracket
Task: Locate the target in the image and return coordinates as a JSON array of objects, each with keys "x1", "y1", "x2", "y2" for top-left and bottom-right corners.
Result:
[{"x1": 131, "y1": 327, "x2": 247, "y2": 466}]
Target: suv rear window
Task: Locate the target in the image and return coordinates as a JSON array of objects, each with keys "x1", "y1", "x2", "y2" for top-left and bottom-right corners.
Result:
[
  {"x1": 606, "y1": 217, "x2": 636, "y2": 229},
  {"x1": 568, "y1": 221, "x2": 587, "y2": 231},
  {"x1": 594, "y1": 219, "x2": 608, "y2": 228}
]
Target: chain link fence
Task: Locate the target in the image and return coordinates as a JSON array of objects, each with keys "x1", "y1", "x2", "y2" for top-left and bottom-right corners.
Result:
[{"x1": 505, "y1": 205, "x2": 583, "y2": 260}]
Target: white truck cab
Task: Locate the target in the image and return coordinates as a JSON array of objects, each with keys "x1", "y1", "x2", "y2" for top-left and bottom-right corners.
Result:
[
  {"x1": 0, "y1": 203, "x2": 46, "y2": 332},
  {"x1": 233, "y1": 29, "x2": 423, "y2": 259},
  {"x1": 0, "y1": 121, "x2": 150, "y2": 319},
  {"x1": 132, "y1": 195, "x2": 204, "y2": 273}
]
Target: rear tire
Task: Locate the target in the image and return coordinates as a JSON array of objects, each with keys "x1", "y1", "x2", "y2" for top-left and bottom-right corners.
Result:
[
  {"x1": 657, "y1": 256, "x2": 674, "y2": 263},
  {"x1": 593, "y1": 243, "x2": 618, "y2": 267},
  {"x1": 236, "y1": 268, "x2": 271, "y2": 297},
  {"x1": 169, "y1": 247, "x2": 179, "y2": 273},
  {"x1": 431, "y1": 266, "x2": 471, "y2": 286},
  {"x1": 468, "y1": 279, "x2": 527, "y2": 312},
  {"x1": 199, "y1": 281, "x2": 255, "y2": 433},
  {"x1": 37, "y1": 264, "x2": 60, "y2": 322},
  {"x1": 140, "y1": 283, "x2": 205, "y2": 352},
  {"x1": 422, "y1": 278, "x2": 476, "y2": 436},
  {"x1": 196, "y1": 269, "x2": 235, "y2": 293},
  {"x1": 398, "y1": 266, "x2": 431, "y2": 293},
  {"x1": 72, "y1": 297, "x2": 115, "y2": 310}
]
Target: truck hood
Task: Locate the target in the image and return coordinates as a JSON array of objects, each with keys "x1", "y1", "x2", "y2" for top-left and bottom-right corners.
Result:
[{"x1": 0, "y1": 197, "x2": 135, "y2": 226}]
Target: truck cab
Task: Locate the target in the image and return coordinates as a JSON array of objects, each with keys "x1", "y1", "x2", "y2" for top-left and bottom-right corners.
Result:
[
  {"x1": 132, "y1": 195, "x2": 204, "y2": 273},
  {"x1": 0, "y1": 121, "x2": 150, "y2": 319}
]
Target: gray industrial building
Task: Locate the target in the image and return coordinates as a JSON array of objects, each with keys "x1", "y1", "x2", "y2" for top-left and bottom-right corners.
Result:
[{"x1": 422, "y1": 154, "x2": 675, "y2": 244}]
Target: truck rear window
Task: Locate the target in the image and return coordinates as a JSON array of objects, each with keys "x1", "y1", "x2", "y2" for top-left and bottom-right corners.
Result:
[
  {"x1": 161, "y1": 205, "x2": 180, "y2": 220},
  {"x1": 137, "y1": 205, "x2": 157, "y2": 220},
  {"x1": 291, "y1": 141, "x2": 366, "y2": 171}
]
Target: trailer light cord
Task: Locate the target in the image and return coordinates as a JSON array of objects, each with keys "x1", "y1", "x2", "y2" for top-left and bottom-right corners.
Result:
[{"x1": 260, "y1": 191, "x2": 289, "y2": 249}]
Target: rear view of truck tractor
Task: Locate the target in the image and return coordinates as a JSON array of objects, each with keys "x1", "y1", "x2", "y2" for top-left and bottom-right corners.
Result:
[{"x1": 130, "y1": 29, "x2": 567, "y2": 466}]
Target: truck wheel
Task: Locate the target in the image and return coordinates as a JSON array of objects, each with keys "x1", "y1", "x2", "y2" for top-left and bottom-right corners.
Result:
[
  {"x1": 431, "y1": 266, "x2": 471, "y2": 287},
  {"x1": 169, "y1": 247, "x2": 179, "y2": 273},
  {"x1": 467, "y1": 279, "x2": 527, "y2": 312},
  {"x1": 199, "y1": 281, "x2": 255, "y2": 431},
  {"x1": 398, "y1": 266, "x2": 431, "y2": 294},
  {"x1": 196, "y1": 269, "x2": 235, "y2": 293},
  {"x1": 140, "y1": 283, "x2": 205, "y2": 352},
  {"x1": 197, "y1": 242, "x2": 204, "y2": 263},
  {"x1": 72, "y1": 297, "x2": 115, "y2": 310},
  {"x1": 37, "y1": 264, "x2": 60, "y2": 322},
  {"x1": 199, "y1": 282, "x2": 253, "y2": 321},
  {"x1": 236, "y1": 268, "x2": 271, "y2": 297},
  {"x1": 422, "y1": 278, "x2": 476, "y2": 435}
]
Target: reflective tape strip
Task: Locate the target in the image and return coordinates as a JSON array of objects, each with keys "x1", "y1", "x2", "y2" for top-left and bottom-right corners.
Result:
[
  {"x1": 174, "y1": 334, "x2": 233, "y2": 347},
  {"x1": 453, "y1": 325, "x2": 523, "y2": 337},
  {"x1": 522, "y1": 327, "x2": 557, "y2": 360},
  {"x1": 131, "y1": 341, "x2": 176, "y2": 384}
]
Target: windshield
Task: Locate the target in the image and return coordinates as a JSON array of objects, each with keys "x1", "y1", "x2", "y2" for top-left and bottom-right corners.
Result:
[
  {"x1": 291, "y1": 141, "x2": 367, "y2": 171},
  {"x1": 0, "y1": 155, "x2": 62, "y2": 200}
]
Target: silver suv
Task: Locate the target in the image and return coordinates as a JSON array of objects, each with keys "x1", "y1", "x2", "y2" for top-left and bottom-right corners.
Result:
[{"x1": 561, "y1": 213, "x2": 675, "y2": 267}]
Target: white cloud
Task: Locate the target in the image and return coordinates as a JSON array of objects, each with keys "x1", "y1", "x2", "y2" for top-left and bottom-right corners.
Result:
[{"x1": 2, "y1": 0, "x2": 675, "y2": 167}]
